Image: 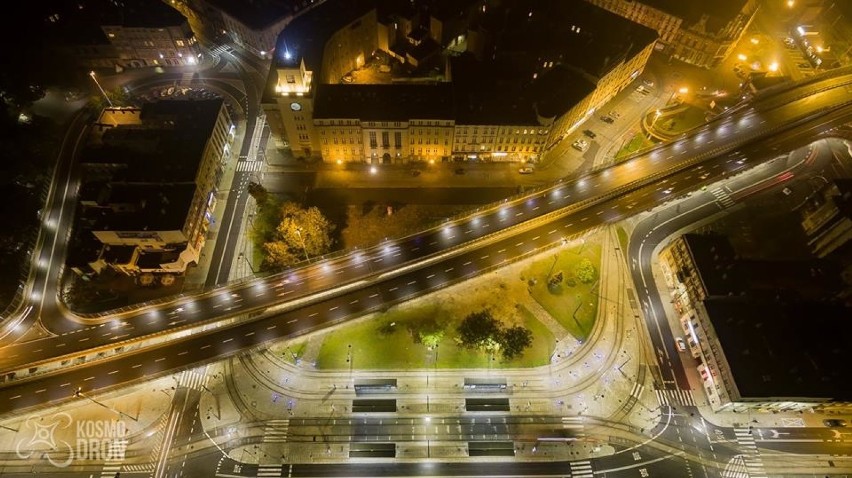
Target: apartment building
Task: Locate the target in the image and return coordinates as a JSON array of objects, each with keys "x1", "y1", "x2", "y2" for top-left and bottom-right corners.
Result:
[
  {"x1": 661, "y1": 233, "x2": 852, "y2": 412},
  {"x1": 73, "y1": 98, "x2": 234, "y2": 277},
  {"x1": 586, "y1": 0, "x2": 758, "y2": 68}
]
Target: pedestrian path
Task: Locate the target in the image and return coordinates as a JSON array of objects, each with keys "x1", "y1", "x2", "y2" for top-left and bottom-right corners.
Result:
[
  {"x1": 655, "y1": 388, "x2": 696, "y2": 407},
  {"x1": 562, "y1": 416, "x2": 585, "y2": 439},
  {"x1": 263, "y1": 419, "x2": 289, "y2": 443},
  {"x1": 733, "y1": 427, "x2": 768, "y2": 478},
  {"x1": 710, "y1": 187, "x2": 735, "y2": 208},
  {"x1": 237, "y1": 159, "x2": 265, "y2": 172},
  {"x1": 569, "y1": 459, "x2": 594, "y2": 478}
]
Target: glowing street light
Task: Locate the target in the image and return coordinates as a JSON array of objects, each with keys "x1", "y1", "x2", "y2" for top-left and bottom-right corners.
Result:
[
  {"x1": 769, "y1": 61, "x2": 779, "y2": 72},
  {"x1": 787, "y1": 0, "x2": 794, "y2": 7},
  {"x1": 89, "y1": 71, "x2": 113, "y2": 107},
  {"x1": 737, "y1": 53, "x2": 747, "y2": 61},
  {"x1": 295, "y1": 227, "x2": 310, "y2": 263}
]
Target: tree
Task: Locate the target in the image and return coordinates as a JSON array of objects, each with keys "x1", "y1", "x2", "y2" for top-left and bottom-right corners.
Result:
[
  {"x1": 576, "y1": 258, "x2": 597, "y2": 284},
  {"x1": 247, "y1": 181, "x2": 268, "y2": 205},
  {"x1": 457, "y1": 311, "x2": 501, "y2": 350},
  {"x1": 500, "y1": 326, "x2": 533, "y2": 360},
  {"x1": 261, "y1": 202, "x2": 335, "y2": 269}
]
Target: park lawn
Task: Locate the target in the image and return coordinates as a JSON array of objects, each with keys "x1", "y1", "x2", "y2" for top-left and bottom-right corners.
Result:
[
  {"x1": 522, "y1": 243, "x2": 601, "y2": 341},
  {"x1": 314, "y1": 301, "x2": 555, "y2": 370},
  {"x1": 341, "y1": 204, "x2": 472, "y2": 250},
  {"x1": 615, "y1": 133, "x2": 654, "y2": 161},
  {"x1": 657, "y1": 104, "x2": 707, "y2": 135}
]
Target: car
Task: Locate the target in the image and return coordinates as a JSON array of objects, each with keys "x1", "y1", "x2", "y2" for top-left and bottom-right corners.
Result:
[
  {"x1": 782, "y1": 187, "x2": 792, "y2": 196},
  {"x1": 797, "y1": 63, "x2": 812, "y2": 69},
  {"x1": 342, "y1": 74, "x2": 354, "y2": 83},
  {"x1": 642, "y1": 78, "x2": 655, "y2": 87},
  {"x1": 583, "y1": 129, "x2": 596, "y2": 139},
  {"x1": 518, "y1": 166, "x2": 534, "y2": 174},
  {"x1": 823, "y1": 419, "x2": 847, "y2": 428},
  {"x1": 675, "y1": 337, "x2": 687, "y2": 352},
  {"x1": 600, "y1": 115, "x2": 614, "y2": 124},
  {"x1": 454, "y1": 167, "x2": 465, "y2": 175},
  {"x1": 572, "y1": 139, "x2": 590, "y2": 152}
]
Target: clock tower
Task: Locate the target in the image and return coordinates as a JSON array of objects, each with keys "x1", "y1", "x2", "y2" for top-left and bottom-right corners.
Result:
[{"x1": 272, "y1": 55, "x2": 319, "y2": 160}]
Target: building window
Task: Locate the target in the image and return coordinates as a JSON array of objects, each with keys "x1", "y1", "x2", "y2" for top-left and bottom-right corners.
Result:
[
  {"x1": 382, "y1": 131, "x2": 389, "y2": 148},
  {"x1": 286, "y1": 75, "x2": 296, "y2": 84},
  {"x1": 394, "y1": 132, "x2": 402, "y2": 148},
  {"x1": 369, "y1": 132, "x2": 377, "y2": 148}
]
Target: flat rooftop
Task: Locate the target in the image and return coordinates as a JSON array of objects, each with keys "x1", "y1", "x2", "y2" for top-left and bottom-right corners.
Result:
[
  {"x1": 82, "y1": 183, "x2": 196, "y2": 233},
  {"x1": 705, "y1": 298, "x2": 852, "y2": 401},
  {"x1": 313, "y1": 83, "x2": 454, "y2": 121},
  {"x1": 82, "y1": 98, "x2": 224, "y2": 183}
]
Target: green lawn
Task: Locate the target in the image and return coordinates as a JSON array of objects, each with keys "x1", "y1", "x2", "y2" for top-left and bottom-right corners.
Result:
[
  {"x1": 522, "y1": 243, "x2": 601, "y2": 341},
  {"x1": 314, "y1": 302, "x2": 554, "y2": 370},
  {"x1": 614, "y1": 133, "x2": 654, "y2": 161}
]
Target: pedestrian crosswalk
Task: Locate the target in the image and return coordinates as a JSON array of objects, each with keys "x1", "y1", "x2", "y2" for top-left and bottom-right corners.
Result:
[
  {"x1": 733, "y1": 428, "x2": 768, "y2": 478},
  {"x1": 177, "y1": 369, "x2": 209, "y2": 391},
  {"x1": 263, "y1": 419, "x2": 289, "y2": 443},
  {"x1": 710, "y1": 187, "x2": 736, "y2": 208},
  {"x1": 100, "y1": 462, "x2": 122, "y2": 478},
  {"x1": 721, "y1": 455, "x2": 750, "y2": 478},
  {"x1": 257, "y1": 464, "x2": 283, "y2": 477},
  {"x1": 569, "y1": 460, "x2": 593, "y2": 478},
  {"x1": 561, "y1": 416, "x2": 585, "y2": 439},
  {"x1": 122, "y1": 463, "x2": 154, "y2": 473},
  {"x1": 237, "y1": 160, "x2": 264, "y2": 172},
  {"x1": 655, "y1": 388, "x2": 696, "y2": 407}
]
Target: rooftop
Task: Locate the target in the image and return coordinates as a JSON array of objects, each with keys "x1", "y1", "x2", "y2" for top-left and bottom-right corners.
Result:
[
  {"x1": 680, "y1": 233, "x2": 741, "y2": 297},
  {"x1": 313, "y1": 83, "x2": 454, "y2": 121},
  {"x1": 705, "y1": 298, "x2": 852, "y2": 401},
  {"x1": 81, "y1": 183, "x2": 196, "y2": 233},
  {"x1": 83, "y1": 98, "x2": 224, "y2": 183}
]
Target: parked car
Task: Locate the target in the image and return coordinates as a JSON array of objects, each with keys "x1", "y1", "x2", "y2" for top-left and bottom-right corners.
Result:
[
  {"x1": 583, "y1": 129, "x2": 596, "y2": 139},
  {"x1": 675, "y1": 337, "x2": 687, "y2": 352},
  {"x1": 572, "y1": 139, "x2": 589, "y2": 152},
  {"x1": 518, "y1": 166, "x2": 534, "y2": 174},
  {"x1": 824, "y1": 419, "x2": 847, "y2": 428},
  {"x1": 600, "y1": 115, "x2": 614, "y2": 124}
]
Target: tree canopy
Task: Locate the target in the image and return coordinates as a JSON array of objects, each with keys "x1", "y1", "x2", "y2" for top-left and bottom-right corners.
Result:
[
  {"x1": 262, "y1": 202, "x2": 335, "y2": 269},
  {"x1": 457, "y1": 310, "x2": 534, "y2": 359}
]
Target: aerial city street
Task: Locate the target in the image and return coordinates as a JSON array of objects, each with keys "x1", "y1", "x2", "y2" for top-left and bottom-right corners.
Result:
[{"x1": 0, "y1": 0, "x2": 850, "y2": 477}]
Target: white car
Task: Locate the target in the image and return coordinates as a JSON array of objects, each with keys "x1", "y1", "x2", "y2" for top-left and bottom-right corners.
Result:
[
  {"x1": 572, "y1": 139, "x2": 590, "y2": 152},
  {"x1": 518, "y1": 166, "x2": 534, "y2": 174},
  {"x1": 675, "y1": 337, "x2": 687, "y2": 352}
]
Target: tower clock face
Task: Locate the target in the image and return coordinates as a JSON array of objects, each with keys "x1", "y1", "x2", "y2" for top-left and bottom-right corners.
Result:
[{"x1": 290, "y1": 102, "x2": 302, "y2": 111}]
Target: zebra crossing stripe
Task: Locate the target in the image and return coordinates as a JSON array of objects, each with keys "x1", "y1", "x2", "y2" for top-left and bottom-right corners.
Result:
[
  {"x1": 654, "y1": 389, "x2": 696, "y2": 407},
  {"x1": 237, "y1": 160, "x2": 264, "y2": 172},
  {"x1": 258, "y1": 465, "x2": 283, "y2": 477},
  {"x1": 710, "y1": 188, "x2": 735, "y2": 207},
  {"x1": 570, "y1": 460, "x2": 593, "y2": 477},
  {"x1": 263, "y1": 419, "x2": 289, "y2": 443}
]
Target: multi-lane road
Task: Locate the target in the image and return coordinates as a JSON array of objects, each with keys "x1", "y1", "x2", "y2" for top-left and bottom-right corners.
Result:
[{"x1": 1, "y1": 66, "x2": 851, "y2": 417}]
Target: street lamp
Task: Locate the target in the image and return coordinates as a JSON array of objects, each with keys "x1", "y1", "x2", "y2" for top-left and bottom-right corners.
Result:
[
  {"x1": 88, "y1": 71, "x2": 113, "y2": 107},
  {"x1": 648, "y1": 109, "x2": 662, "y2": 139},
  {"x1": 295, "y1": 227, "x2": 310, "y2": 263}
]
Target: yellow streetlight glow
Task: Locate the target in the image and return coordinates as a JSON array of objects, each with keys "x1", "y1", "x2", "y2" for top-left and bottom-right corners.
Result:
[
  {"x1": 678, "y1": 87, "x2": 689, "y2": 94},
  {"x1": 787, "y1": 0, "x2": 794, "y2": 7},
  {"x1": 738, "y1": 53, "x2": 747, "y2": 61},
  {"x1": 750, "y1": 37, "x2": 759, "y2": 45},
  {"x1": 769, "y1": 62, "x2": 779, "y2": 72}
]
